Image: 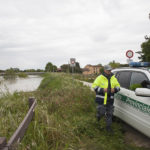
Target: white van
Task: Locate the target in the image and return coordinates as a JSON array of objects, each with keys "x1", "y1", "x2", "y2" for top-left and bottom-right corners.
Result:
[{"x1": 112, "y1": 67, "x2": 150, "y2": 137}]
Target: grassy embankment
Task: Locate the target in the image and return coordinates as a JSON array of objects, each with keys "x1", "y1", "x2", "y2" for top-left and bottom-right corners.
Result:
[
  {"x1": 0, "y1": 73, "x2": 148, "y2": 150},
  {"x1": 73, "y1": 74, "x2": 97, "y2": 83}
]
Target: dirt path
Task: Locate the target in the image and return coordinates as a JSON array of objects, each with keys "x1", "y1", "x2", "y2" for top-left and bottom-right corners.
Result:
[{"x1": 123, "y1": 123, "x2": 150, "y2": 148}]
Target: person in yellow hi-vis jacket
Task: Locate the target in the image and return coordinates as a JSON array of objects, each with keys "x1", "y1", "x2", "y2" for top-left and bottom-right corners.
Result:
[{"x1": 92, "y1": 65, "x2": 120, "y2": 133}]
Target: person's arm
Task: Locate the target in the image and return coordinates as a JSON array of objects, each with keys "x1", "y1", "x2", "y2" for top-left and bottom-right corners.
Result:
[{"x1": 92, "y1": 76, "x2": 104, "y2": 94}]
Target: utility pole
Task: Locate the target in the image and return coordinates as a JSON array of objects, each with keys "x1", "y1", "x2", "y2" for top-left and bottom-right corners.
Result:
[
  {"x1": 70, "y1": 58, "x2": 76, "y2": 83},
  {"x1": 145, "y1": 13, "x2": 150, "y2": 40}
]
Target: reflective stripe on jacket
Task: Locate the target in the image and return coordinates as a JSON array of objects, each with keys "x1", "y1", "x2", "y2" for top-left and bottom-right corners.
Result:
[{"x1": 92, "y1": 74, "x2": 120, "y2": 105}]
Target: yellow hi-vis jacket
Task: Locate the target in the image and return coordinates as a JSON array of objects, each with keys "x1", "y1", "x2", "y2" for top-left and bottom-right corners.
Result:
[{"x1": 92, "y1": 74, "x2": 120, "y2": 105}]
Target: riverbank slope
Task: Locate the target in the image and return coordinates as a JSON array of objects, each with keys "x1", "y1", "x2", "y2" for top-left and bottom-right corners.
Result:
[{"x1": 0, "y1": 73, "x2": 148, "y2": 150}]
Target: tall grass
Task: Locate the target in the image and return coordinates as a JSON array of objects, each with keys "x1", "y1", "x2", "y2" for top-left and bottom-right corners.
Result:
[
  {"x1": 0, "y1": 92, "x2": 28, "y2": 139},
  {"x1": 0, "y1": 73, "x2": 148, "y2": 150},
  {"x1": 73, "y1": 74, "x2": 97, "y2": 83}
]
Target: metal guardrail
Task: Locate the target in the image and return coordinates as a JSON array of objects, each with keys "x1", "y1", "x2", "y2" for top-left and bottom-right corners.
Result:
[{"x1": 0, "y1": 97, "x2": 36, "y2": 150}]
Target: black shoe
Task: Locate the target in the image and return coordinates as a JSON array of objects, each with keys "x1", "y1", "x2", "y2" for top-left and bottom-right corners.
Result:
[{"x1": 106, "y1": 126, "x2": 113, "y2": 134}]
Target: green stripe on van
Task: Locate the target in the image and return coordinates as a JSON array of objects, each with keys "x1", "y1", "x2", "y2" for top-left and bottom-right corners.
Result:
[{"x1": 115, "y1": 93, "x2": 150, "y2": 116}]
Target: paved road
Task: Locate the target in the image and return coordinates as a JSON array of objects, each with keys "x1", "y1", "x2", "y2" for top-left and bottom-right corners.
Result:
[{"x1": 81, "y1": 81, "x2": 150, "y2": 148}]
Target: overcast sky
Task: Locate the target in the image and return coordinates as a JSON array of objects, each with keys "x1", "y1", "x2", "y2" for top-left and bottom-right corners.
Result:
[{"x1": 0, "y1": 0, "x2": 150, "y2": 70}]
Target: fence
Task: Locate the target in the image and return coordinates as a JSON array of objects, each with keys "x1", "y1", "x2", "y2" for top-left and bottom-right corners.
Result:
[{"x1": 0, "y1": 97, "x2": 36, "y2": 150}]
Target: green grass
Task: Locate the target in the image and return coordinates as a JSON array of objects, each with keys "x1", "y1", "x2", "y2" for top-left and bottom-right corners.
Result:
[
  {"x1": 73, "y1": 74, "x2": 97, "y2": 83},
  {"x1": 0, "y1": 73, "x2": 149, "y2": 150},
  {"x1": 0, "y1": 92, "x2": 29, "y2": 139}
]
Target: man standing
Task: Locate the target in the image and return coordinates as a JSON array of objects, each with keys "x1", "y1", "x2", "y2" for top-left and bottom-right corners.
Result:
[{"x1": 92, "y1": 65, "x2": 120, "y2": 133}]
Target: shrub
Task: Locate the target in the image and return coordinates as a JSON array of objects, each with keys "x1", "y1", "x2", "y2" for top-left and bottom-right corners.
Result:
[
  {"x1": 4, "y1": 68, "x2": 17, "y2": 80},
  {"x1": 17, "y1": 72, "x2": 28, "y2": 78}
]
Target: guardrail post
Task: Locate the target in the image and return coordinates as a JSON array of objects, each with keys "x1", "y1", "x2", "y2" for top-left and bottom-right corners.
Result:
[{"x1": 0, "y1": 137, "x2": 7, "y2": 149}]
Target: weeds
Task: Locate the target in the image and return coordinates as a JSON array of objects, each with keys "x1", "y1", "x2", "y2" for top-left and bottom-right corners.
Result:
[{"x1": 0, "y1": 73, "x2": 148, "y2": 150}]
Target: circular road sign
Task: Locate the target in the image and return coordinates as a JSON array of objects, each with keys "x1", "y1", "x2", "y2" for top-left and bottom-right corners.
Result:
[
  {"x1": 71, "y1": 60, "x2": 75, "y2": 64},
  {"x1": 126, "y1": 50, "x2": 134, "y2": 58}
]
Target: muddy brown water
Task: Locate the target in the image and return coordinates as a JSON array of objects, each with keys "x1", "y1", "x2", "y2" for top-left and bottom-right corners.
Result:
[{"x1": 0, "y1": 75, "x2": 43, "y2": 96}]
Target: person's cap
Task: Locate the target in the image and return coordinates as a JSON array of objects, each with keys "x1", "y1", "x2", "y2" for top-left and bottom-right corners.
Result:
[{"x1": 104, "y1": 65, "x2": 112, "y2": 71}]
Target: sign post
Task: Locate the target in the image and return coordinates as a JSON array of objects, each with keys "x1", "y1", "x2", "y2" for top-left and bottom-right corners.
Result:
[
  {"x1": 70, "y1": 58, "x2": 76, "y2": 84},
  {"x1": 126, "y1": 50, "x2": 134, "y2": 64},
  {"x1": 70, "y1": 58, "x2": 76, "y2": 74}
]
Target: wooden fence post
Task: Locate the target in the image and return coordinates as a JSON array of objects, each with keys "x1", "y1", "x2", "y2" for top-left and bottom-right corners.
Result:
[
  {"x1": 29, "y1": 97, "x2": 35, "y2": 108},
  {"x1": 0, "y1": 98, "x2": 36, "y2": 150},
  {"x1": 0, "y1": 137, "x2": 7, "y2": 149},
  {"x1": 29, "y1": 97, "x2": 35, "y2": 120}
]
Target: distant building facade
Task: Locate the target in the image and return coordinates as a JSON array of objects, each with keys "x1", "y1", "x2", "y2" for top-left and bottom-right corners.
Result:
[
  {"x1": 82, "y1": 65, "x2": 101, "y2": 75},
  {"x1": 57, "y1": 68, "x2": 62, "y2": 72}
]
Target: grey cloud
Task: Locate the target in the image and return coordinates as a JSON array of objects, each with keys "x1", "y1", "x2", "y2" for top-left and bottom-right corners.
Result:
[{"x1": 0, "y1": 0, "x2": 150, "y2": 69}]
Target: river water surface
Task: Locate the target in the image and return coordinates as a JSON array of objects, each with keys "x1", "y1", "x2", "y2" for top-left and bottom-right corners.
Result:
[{"x1": 0, "y1": 75, "x2": 43, "y2": 96}]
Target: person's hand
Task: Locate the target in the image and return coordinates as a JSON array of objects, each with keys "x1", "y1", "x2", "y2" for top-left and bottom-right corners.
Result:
[
  {"x1": 111, "y1": 88, "x2": 115, "y2": 93},
  {"x1": 104, "y1": 88, "x2": 107, "y2": 93}
]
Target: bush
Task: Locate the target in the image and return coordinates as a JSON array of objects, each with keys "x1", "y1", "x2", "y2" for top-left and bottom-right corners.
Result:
[
  {"x1": 4, "y1": 68, "x2": 17, "y2": 80},
  {"x1": 18, "y1": 73, "x2": 28, "y2": 78}
]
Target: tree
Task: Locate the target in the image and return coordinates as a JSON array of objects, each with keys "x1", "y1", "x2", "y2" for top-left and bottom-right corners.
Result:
[
  {"x1": 24, "y1": 69, "x2": 36, "y2": 72},
  {"x1": 119, "y1": 64, "x2": 128, "y2": 67},
  {"x1": 60, "y1": 64, "x2": 70, "y2": 73},
  {"x1": 61, "y1": 62, "x2": 82, "y2": 73},
  {"x1": 109, "y1": 60, "x2": 120, "y2": 68},
  {"x1": 97, "y1": 64, "x2": 102, "y2": 67},
  {"x1": 138, "y1": 38, "x2": 150, "y2": 62},
  {"x1": 4, "y1": 68, "x2": 17, "y2": 80},
  {"x1": 74, "y1": 62, "x2": 82, "y2": 73},
  {"x1": 37, "y1": 69, "x2": 44, "y2": 72},
  {"x1": 45, "y1": 62, "x2": 53, "y2": 72},
  {"x1": 100, "y1": 67, "x2": 104, "y2": 74},
  {"x1": 53, "y1": 65, "x2": 57, "y2": 72}
]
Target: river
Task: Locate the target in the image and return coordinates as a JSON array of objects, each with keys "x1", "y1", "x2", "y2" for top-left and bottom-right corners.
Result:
[{"x1": 0, "y1": 75, "x2": 43, "y2": 96}]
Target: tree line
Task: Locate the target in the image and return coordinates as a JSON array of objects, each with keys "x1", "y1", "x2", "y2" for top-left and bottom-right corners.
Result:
[
  {"x1": 1, "y1": 37, "x2": 149, "y2": 74},
  {"x1": 137, "y1": 38, "x2": 150, "y2": 62},
  {"x1": 45, "y1": 62, "x2": 82, "y2": 73}
]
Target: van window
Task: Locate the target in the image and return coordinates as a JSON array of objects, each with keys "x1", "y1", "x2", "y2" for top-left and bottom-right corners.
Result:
[{"x1": 116, "y1": 71, "x2": 131, "y2": 89}]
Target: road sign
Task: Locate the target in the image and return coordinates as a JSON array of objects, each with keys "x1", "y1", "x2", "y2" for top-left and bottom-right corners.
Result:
[
  {"x1": 126, "y1": 50, "x2": 134, "y2": 58},
  {"x1": 70, "y1": 58, "x2": 76, "y2": 67},
  {"x1": 127, "y1": 58, "x2": 133, "y2": 64}
]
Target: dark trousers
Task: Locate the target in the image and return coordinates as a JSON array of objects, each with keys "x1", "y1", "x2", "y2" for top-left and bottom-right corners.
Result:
[{"x1": 96, "y1": 104, "x2": 114, "y2": 127}]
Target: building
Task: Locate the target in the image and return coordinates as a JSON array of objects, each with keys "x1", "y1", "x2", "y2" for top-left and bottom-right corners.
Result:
[
  {"x1": 82, "y1": 65, "x2": 101, "y2": 75},
  {"x1": 57, "y1": 68, "x2": 62, "y2": 72}
]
